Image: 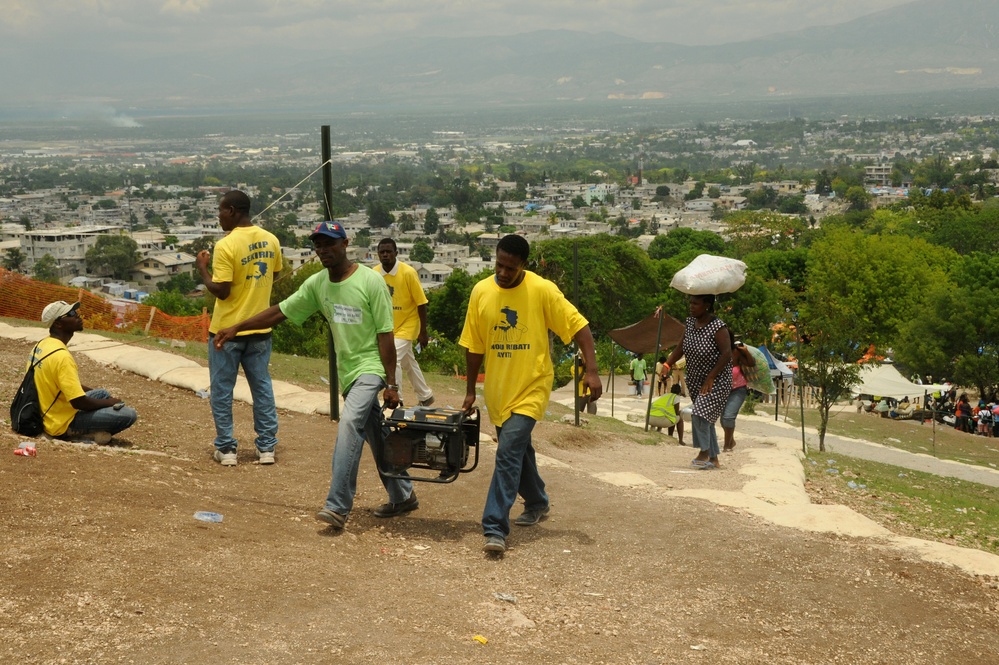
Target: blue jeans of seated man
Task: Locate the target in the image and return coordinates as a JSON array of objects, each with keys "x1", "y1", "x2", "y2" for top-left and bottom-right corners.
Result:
[
  {"x1": 208, "y1": 334, "x2": 278, "y2": 453},
  {"x1": 69, "y1": 389, "x2": 138, "y2": 435},
  {"x1": 690, "y1": 413, "x2": 720, "y2": 459},
  {"x1": 482, "y1": 414, "x2": 548, "y2": 539},
  {"x1": 323, "y1": 374, "x2": 413, "y2": 516},
  {"x1": 721, "y1": 386, "x2": 748, "y2": 429}
]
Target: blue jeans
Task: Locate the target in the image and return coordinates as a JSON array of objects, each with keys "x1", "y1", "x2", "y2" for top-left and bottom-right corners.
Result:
[
  {"x1": 69, "y1": 389, "x2": 138, "y2": 435},
  {"x1": 690, "y1": 413, "x2": 720, "y2": 458},
  {"x1": 323, "y1": 374, "x2": 413, "y2": 515},
  {"x1": 721, "y1": 387, "x2": 748, "y2": 428},
  {"x1": 482, "y1": 414, "x2": 548, "y2": 539},
  {"x1": 208, "y1": 333, "x2": 278, "y2": 453}
]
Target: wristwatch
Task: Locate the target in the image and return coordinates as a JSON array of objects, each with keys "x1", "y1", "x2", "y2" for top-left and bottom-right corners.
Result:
[{"x1": 386, "y1": 384, "x2": 399, "y2": 391}]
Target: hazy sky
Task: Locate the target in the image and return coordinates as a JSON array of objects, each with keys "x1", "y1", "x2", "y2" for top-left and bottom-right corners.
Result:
[{"x1": 2, "y1": 0, "x2": 915, "y2": 54}]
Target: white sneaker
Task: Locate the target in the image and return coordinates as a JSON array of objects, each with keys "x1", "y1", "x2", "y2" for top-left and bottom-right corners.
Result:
[
  {"x1": 213, "y1": 449, "x2": 237, "y2": 466},
  {"x1": 256, "y1": 449, "x2": 275, "y2": 465}
]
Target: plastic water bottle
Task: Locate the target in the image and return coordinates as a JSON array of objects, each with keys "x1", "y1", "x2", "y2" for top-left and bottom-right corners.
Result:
[{"x1": 193, "y1": 511, "x2": 223, "y2": 523}]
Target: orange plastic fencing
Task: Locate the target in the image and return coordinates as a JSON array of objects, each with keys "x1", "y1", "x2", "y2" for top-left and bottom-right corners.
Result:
[{"x1": 0, "y1": 269, "x2": 210, "y2": 342}]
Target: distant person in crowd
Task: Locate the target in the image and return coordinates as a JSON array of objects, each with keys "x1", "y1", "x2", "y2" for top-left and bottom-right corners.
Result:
[
  {"x1": 955, "y1": 394, "x2": 974, "y2": 433},
  {"x1": 30, "y1": 300, "x2": 138, "y2": 444},
  {"x1": 630, "y1": 353, "x2": 647, "y2": 397},
  {"x1": 213, "y1": 221, "x2": 417, "y2": 530},
  {"x1": 655, "y1": 355, "x2": 668, "y2": 396},
  {"x1": 196, "y1": 189, "x2": 283, "y2": 467},
  {"x1": 375, "y1": 238, "x2": 435, "y2": 408},
  {"x1": 663, "y1": 294, "x2": 732, "y2": 470},
  {"x1": 722, "y1": 331, "x2": 756, "y2": 452},
  {"x1": 649, "y1": 383, "x2": 684, "y2": 445},
  {"x1": 874, "y1": 398, "x2": 892, "y2": 417},
  {"x1": 976, "y1": 401, "x2": 993, "y2": 437},
  {"x1": 460, "y1": 234, "x2": 601, "y2": 555}
]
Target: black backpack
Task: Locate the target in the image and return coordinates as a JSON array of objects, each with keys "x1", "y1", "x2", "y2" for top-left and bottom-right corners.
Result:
[{"x1": 10, "y1": 343, "x2": 65, "y2": 437}]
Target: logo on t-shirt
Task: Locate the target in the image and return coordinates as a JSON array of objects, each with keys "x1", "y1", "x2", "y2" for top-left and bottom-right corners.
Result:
[
  {"x1": 492, "y1": 306, "x2": 528, "y2": 346},
  {"x1": 248, "y1": 261, "x2": 269, "y2": 280}
]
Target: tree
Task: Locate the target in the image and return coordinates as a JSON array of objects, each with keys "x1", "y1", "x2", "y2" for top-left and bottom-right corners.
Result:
[
  {"x1": 85, "y1": 235, "x2": 140, "y2": 280},
  {"x1": 156, "y1": 272, "x2": 197, "y2": 294},
  {"x1": 844, "y1": 186, "x2": 872, "y2": 211},
  {"x1": 427, "y1": 268, "x2": 481, "y2": 342},
  {"x1": 367, "y1": 199, "x2": 395, "y2": 229},
  {"x1": 32, "y1": 254, "x2": 61, "y2": 284},
  {"x1": 398, "y1": 213, "x2": 417, "y2": 232},
  {"x1": 895, "y1": 254, "x2": 999, "y2": 399},
  {"x1": 532, "y1": 235, "x2": 661, "y2": 336},
  {"x1": 411, "y1": 239, "x2": 435, "y2": 263},
  {"x1": 796, "y1": 228, "x2": 953, "y2": 446},
  {"x1": 423, "y1": 208, "x2": 440, "y2": 235},
  {"x1": 143, "y1": 290, "x2": 206, "y2": 316},
  {"x1": 571, "y1": 195, "x2": 587, "y2": 208},
  {"x1": 2, "y1": 248, "x2": 26, "y2": 272},
  {"x1": 647, "y1": 228, "x2": 726, "y2": 261}
]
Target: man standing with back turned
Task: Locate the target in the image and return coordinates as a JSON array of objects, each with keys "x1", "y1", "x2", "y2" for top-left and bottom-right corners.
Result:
[
  {"x1": 196, "y1": 190, "x2": 283, "y2": 466},
  {"x1": 460, "y1": 234, "x2": 601, "y2": 554},
  {"x1": 375, "y1": 237, "x2": 435, "y2": 408}
]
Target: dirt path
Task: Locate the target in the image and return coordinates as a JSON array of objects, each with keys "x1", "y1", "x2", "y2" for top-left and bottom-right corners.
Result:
[{"x1": 2, "y1": 335, "x2": 999, "y2": 664}]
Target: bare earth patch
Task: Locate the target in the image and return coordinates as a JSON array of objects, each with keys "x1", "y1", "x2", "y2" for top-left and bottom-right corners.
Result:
[{"x1": 2, "y1": 337, "x2": 999, "y2": 664}]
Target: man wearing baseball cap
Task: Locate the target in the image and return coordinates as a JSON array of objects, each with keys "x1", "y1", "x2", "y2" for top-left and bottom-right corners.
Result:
[
  {"x1": 213, "y1": 221, "x2": 418, "y2": 530},
  {"x1": 30, "y1": 300, "x2": 138, "y2": 444}
]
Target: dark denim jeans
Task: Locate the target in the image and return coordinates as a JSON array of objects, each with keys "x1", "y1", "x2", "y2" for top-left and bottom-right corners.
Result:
[{"x1": 482, "y1": 414, "x2": 548, "y2": 539}]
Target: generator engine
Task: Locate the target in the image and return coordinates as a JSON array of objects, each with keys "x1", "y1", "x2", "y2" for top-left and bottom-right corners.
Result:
[{"x1": 382, "y1": 406, "x2": 480, "y2": 483}]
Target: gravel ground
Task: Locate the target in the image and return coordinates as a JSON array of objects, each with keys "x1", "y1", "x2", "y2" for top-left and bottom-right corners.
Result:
[{"x1": 2, "y1": 336, "x2": 999, "y2": 664}]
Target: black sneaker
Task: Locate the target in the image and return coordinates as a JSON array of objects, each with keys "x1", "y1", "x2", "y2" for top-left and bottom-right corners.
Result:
[
  {"x1": 483, "y1": 535, "x2": 506, "y2": 553},
  {"x1": 373, "y1": 492, "x2": 419, "y2": 518},
  {"x1": 514, "y1": 505, "x2": 550, "y2": 526},
  {"x1": 315, "y1": 508, "x2": 346, "y2": 529}
]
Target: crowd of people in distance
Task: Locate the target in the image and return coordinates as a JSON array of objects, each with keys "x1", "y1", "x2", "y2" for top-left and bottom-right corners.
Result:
[{"x1": 862, "y1": 386, "x2": 998, "y2": 437}]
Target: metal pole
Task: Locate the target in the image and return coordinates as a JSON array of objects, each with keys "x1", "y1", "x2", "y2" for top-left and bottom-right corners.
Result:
[
  {"x1": 574, "y1": 241, "x2": 580, "y2": 427},
  {"x1": 796, "y1": 324, "x2": 806, "y2": 455},
  {"x1": 645, "y1": 309, "x2": 665, "y2": 432},
  {"x1": 321, "y1": 125, "x2": 339, "y2": 420}
]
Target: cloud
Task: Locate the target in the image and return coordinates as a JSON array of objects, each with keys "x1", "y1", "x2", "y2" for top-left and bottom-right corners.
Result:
[{"x1": 160, "y1": 0, "x2": 210, "y2": 16}]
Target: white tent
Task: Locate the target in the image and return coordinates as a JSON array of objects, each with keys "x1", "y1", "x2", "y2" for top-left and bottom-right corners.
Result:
[{"x1": 852, "y1": 363, "x2": 948, "y2": 400}]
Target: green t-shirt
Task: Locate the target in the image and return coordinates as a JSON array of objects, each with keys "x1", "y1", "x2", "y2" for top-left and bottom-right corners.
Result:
[{"x1": 279, "y1": 265, "x2": 394, "y2": 393}]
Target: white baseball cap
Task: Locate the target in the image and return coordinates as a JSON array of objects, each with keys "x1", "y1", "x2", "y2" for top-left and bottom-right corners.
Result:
[{"x1": 41, "y1": 300, "x2": 81, "y2": 327}]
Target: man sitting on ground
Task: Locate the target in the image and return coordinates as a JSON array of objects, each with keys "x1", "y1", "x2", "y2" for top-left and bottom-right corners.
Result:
[{"x1": 31, "y1": 300, "x2": 138, "y2": 444}]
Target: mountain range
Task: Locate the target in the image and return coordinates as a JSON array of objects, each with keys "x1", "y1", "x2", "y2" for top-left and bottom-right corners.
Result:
[{"x1": 8, "y1": 0, "x2": 999, "y2": 115}]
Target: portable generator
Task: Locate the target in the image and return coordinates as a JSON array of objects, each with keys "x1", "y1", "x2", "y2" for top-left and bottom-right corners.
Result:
[{"x1": 381, "y1": 406, "x2": 480, "y2": 483}]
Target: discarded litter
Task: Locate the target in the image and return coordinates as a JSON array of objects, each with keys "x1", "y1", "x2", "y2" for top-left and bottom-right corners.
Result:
[
  {"x1": 472, "y1": 635, "x2": 488, "y2": 645},
  {"x1": 847, "y1": 481, "x2": 858, "y2": 489},
  {"x1": 898, "y1": 473, "x2": 908, "y2": 478},
  {"x1": 195, "y1": 389, "x2": 210, "y2": 399},
  {"x1": 193, "y1": 511, "x2": 223, "y2": 523},
  {"x1": 825, "y1": 468, "x2": 840, "y2": 475},
  {"x1": 14, "y1": 442, "x2": 36, "y2": 457},
  {"x1": 319, "y1": 376, "x2": 329, "y2": 385},
  {"x1": 826, "y1": 459, "x2": 836, "y2": 465},
  {"x1": 493, "y1": 592, "x2": 517, "y2": 604}
]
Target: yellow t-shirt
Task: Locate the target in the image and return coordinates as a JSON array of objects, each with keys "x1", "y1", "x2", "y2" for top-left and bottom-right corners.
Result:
[
  {"x1": 209, "y1": 225, "x2": 283, "y2": 335},
  {"x1": 376, "y1": 260, "x2": 428, "y2": 341},
  {"x1": 30, "y1": 338, "x2": 84, "y2": 437},
  {"x1": 459, "y1": 271, "x2": 588, "y2": 427}
]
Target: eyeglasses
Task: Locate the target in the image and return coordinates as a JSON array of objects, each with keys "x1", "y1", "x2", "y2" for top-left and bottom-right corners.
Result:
[{"x1": 59, "y1": 310, "x2": 81, "y2": 320}]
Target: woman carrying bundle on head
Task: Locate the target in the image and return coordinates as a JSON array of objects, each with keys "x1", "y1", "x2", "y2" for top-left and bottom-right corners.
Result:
[{"x1": 663, "y1": 294, "x2": 732, "y2": 470}]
